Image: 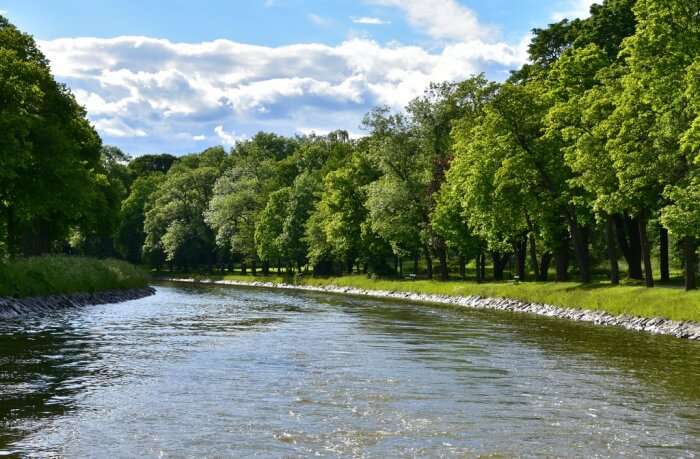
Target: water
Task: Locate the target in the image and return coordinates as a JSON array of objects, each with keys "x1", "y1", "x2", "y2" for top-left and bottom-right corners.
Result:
[{"x1": 0, "y1": 283, "x2": 699, "y2": 458}]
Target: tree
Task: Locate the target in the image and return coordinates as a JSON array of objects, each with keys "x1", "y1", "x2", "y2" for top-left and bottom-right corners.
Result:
[
  {"x1": 408, "y1": 76, "x2": 497, "y2": 279},
  {"x1": 255, "y1": 188, "x2": 290, "y2": 273},
  {"x1": 306, "y1": 151, "x2": 379, "y2": 274},
  {"x1": 362, "y1": 107, "x2": 430, "y2": 276},
  {"x1": 117, "y1": 173, "x2": 163, "y2": 263},
  {"x1": 206, "y1": 133, "x2": 298, "y2": 272},
  {"x1": 128, "y1": 154, "x2": 177, "y2": 178},
  {"x1": 602, "y1": 0, "x2": 700, "y2": 287},
  {"x1": 0, "y1": 15, "x2": 102, "y2": 257},
  {"x1": 144, "y1": 147, "x2": 224, "y2": 269}
]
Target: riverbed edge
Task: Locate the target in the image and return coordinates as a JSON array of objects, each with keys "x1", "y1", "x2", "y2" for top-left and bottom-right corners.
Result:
[
  {"x1": 163, "y1": 277, "x2": 700, "y2": 341},
  {"x1": 0, "y1": 287, "x2": 156, "y2": 318}
]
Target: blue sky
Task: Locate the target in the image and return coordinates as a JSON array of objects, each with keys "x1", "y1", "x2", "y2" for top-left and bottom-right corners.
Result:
[{"x1": 1, "y1": 0, "x2": 595, "y2": 155}]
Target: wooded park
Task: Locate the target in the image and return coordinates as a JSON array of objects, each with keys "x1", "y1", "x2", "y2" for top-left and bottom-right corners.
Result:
[{"x1": 2, "y1": 0, "x2": 700, "y2": 291}]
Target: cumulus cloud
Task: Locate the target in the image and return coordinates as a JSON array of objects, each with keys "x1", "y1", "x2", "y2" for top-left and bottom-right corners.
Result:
[
  {"x1": 93, "y1": 118, "x2": 147, "y2": 138},
  {"x1": 553, "y1": 0, "x2": 596, "y2": 20},
  {"x1": 215, "y1": 125, "x2": 246, "y2": 146},
  {"x1": 39, "y1": 33, "x2": 528, "y2": 154},
  {"x1": 369, "y1": 0, "x2": 494, "y2": 42},
  {"x1": 351, "y1": 17, "x2": 390, "y2": 25}
]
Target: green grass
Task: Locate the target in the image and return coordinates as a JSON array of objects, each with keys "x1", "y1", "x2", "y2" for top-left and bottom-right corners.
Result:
[
  {"x1": 173, "y1": 272, "x2": 700, "y2": 323},
  {"x1": 0, "y1": 255, "x2": 150, "y2": 298}
]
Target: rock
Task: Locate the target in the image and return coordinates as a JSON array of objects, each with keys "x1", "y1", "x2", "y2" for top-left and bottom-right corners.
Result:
[{"x1": 0, "y1": 287, "x2": 155, "y2": 318}]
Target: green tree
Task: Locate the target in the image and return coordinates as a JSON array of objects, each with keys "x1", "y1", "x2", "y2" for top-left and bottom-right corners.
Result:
[
  {"x1": 144, "y1": 147, "x2": 224, "y2": 269},
  {"x1": 0, "y1": 15, "x2": 102, "y2": 257},
  {"x1": 117, "y1": 173, "x2": 163, "y2": 263}
]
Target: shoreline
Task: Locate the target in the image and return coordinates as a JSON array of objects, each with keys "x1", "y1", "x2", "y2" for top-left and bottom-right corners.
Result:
[
  {"x1": 0, "y1": 287, "x2": 156, "y2": 318},
  {"x1": 163, "y1": 277, "x2": 700, "y2": 341}
]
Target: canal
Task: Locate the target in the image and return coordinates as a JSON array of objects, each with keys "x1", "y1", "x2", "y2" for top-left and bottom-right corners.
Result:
[{"x1": 1, "y1": 283, "x2": 698, "y2": 457}]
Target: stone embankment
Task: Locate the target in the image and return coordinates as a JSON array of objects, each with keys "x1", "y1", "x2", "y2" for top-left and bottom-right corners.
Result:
[
  {"x1": 167, "y1": 278, "x2": 700, "y2": 341},
  {"x1": 0, "y1": 287, "x2": 156, "y2": 318}
]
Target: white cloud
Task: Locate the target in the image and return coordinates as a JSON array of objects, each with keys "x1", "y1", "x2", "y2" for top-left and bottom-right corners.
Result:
[
  {"x1": 39, "y1": 34, "x2": 528, "y2": 154},
  {"x1": 0, "y1": 10, "x2": 7, "y2": 15},
  {"x1": 369, "y1": 0, "x2": 495, "y2": 42},
  {"x1": 308, "y1": 13, "x2": 331, "y2": 27},
  {"x1": 351, "y1": 16, "x2": 390, "y2": 25},
  {"x1": 553, "y1": 0, "x2": 596, "y2": 20},
  {"x1": 214, "y1": 125, "x2": 245, "y2": 146},
  {"x1": 93, "y1": 118, "x2": 147, "y2": 138},
  {"x1": 192, "y1": 135, "x2": 206, "y2": 141}
]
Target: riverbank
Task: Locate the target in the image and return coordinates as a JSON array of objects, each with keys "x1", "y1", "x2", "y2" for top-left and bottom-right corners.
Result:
[
  {"x1": 0, "y1": 256, "x2": 150, "y2": 298},
  {"x1": 0, "y1": 256, "x2": 154, "y2": 317},
  {"x1": 163, "y1": 276, "x2": 700, "y2": 341},
  {"x1": 0, "y1": 287, "x2": 156, "y2": 318}
]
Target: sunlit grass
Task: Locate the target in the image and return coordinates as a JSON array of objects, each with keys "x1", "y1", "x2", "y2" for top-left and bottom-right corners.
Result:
[
  {"x1": 0, "y1": 255, "x2": 150, "y2": 297},
  {"x1": 176, "y1": 271, "x2": 700, "y2": 323}
]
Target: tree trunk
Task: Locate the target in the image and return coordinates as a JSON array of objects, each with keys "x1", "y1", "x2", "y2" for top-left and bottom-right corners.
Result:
[
  {"x1": 659, "y1": 226, "x2": 670, "y2": 283},
  {"x1": 616, "y1": 215, "x2": 643, "y2": 280},
  {"x1": 684, "y1": 237, "x2": 697, "y2": 291},
  {"x1": 277, "y1": 258, "x2": 282, "y2": 274},
  {"x1": 241, "y1": 262, "x2": 247, "y2": 275},
  {"x1": 554, "y1": 245, "x2": 569, "y2": 282},
  {"x1": 476, "y1": 251, "x2": 484, "y2": 283},
  {"x1": 458, "y1": 255, "x2": 466, "y2": 279},
  {"x1": 252, "y1": 259, "x2": 257, "y2": 276},
  {"x1": 606, "y1": 215, "x2": 620, "y2": 285},
  {"x1": 413, "y1": 253, "x2": 419, "y2": 274},
  {"x1": 515, "y1": 240, "x2": 527, "y2": 281},
  {"x1": 22, "y1": 220, "x2": 51, "y2": 256},
  {"x1": 569, "y1": 221, "x2": 592, "y2": 283},
  {"x1": 638, "y1": 217, "x2": 654, "y2": 288},
  {"x1": 436, "y1": 239, "x2": 449, "y2": 281},
  {"x1": 5, "y1": 206, "x2": 16, "y2": 259},
  {"x1": 480, "y1": 252, "x2": 486, "y2": 281},
  {"x1": 262, "y1": 260, "x2": 270, "y2": 275},
  {"x1": 492, "y1": 252, "x2": 509, "y2": 281},
  {"x1": 538, "y1": 252, "x2": 552, "y2": 281},
  {"x1": 398, "y1": 256, "x2": 403, "y2": 276},
  {"x1": 424, "y1": 246, "x2": 433, "y2": 279},
  {"x1": 528, "y1": 233, "x2": 541, "y2": 280}
]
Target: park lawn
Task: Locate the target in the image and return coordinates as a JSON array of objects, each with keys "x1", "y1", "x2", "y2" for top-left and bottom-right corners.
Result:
[
  {"x1": 178, "y1": 272, "x2": 700, "y2": 323},
  {"x1": 0, "y1": 256, "x2": 150, "y2": 298}
]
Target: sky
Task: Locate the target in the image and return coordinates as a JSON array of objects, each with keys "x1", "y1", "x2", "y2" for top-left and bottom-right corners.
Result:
[{"x1": 1, "y1": 0, "x2": 595, "y2": 155}]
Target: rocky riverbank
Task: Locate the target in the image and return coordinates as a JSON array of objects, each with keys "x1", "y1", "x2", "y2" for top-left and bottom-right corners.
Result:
[
  {"x1": 165, "y1": 278, "x2": 700, "y2": 341},
  {"x1": 0, "y1": 287, "x2": 156, "y2": 318}
]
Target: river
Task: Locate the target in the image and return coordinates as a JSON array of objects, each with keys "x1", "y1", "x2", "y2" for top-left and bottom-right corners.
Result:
[{"x1": 0, "y1": 283, "x2": 699, "y2": 457}]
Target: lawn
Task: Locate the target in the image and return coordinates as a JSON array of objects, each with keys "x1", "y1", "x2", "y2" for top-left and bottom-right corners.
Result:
[{"x1": 173, "y1": 271, "x2": 700, "y2": 323}]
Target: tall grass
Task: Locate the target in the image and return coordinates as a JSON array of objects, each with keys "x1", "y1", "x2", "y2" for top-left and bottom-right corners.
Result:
[{"x1": 0, "y1": 256, "x2": 150, "y2": 298}]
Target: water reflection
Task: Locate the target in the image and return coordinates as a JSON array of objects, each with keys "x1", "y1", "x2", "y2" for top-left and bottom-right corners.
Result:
[
  {"x1": 0, "y1": 284, "x2": 698, "y2": 457},
  {"x1": 0, "y1": 324, "x2": 111, "y2": 448}
]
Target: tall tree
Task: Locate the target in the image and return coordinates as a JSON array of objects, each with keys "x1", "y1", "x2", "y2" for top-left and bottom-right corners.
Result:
[{"x1": 0, "y1": 15, "x2": 102, "y2": 257}]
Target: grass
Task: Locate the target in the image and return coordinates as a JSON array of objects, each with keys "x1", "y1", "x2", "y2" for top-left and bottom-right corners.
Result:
[
  {"x1": 170, "y1": 271, "x2": 700, "y2": 323},
  {"x1": 0, "y1": 255, "x2": 150, "y2": 298}
]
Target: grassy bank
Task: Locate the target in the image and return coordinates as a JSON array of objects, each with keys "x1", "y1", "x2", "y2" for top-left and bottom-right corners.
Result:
[
  {"x1": 172, "y1": 272, "x2": 700, "y2": 323},
  {"x1": 0, "y1": 256, "x2": 150, "y2": 298}
]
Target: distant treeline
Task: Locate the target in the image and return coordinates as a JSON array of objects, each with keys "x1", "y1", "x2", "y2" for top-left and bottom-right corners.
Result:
[{"x1": 1, "y1": 0, "x2": 700, "y2": 290}]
